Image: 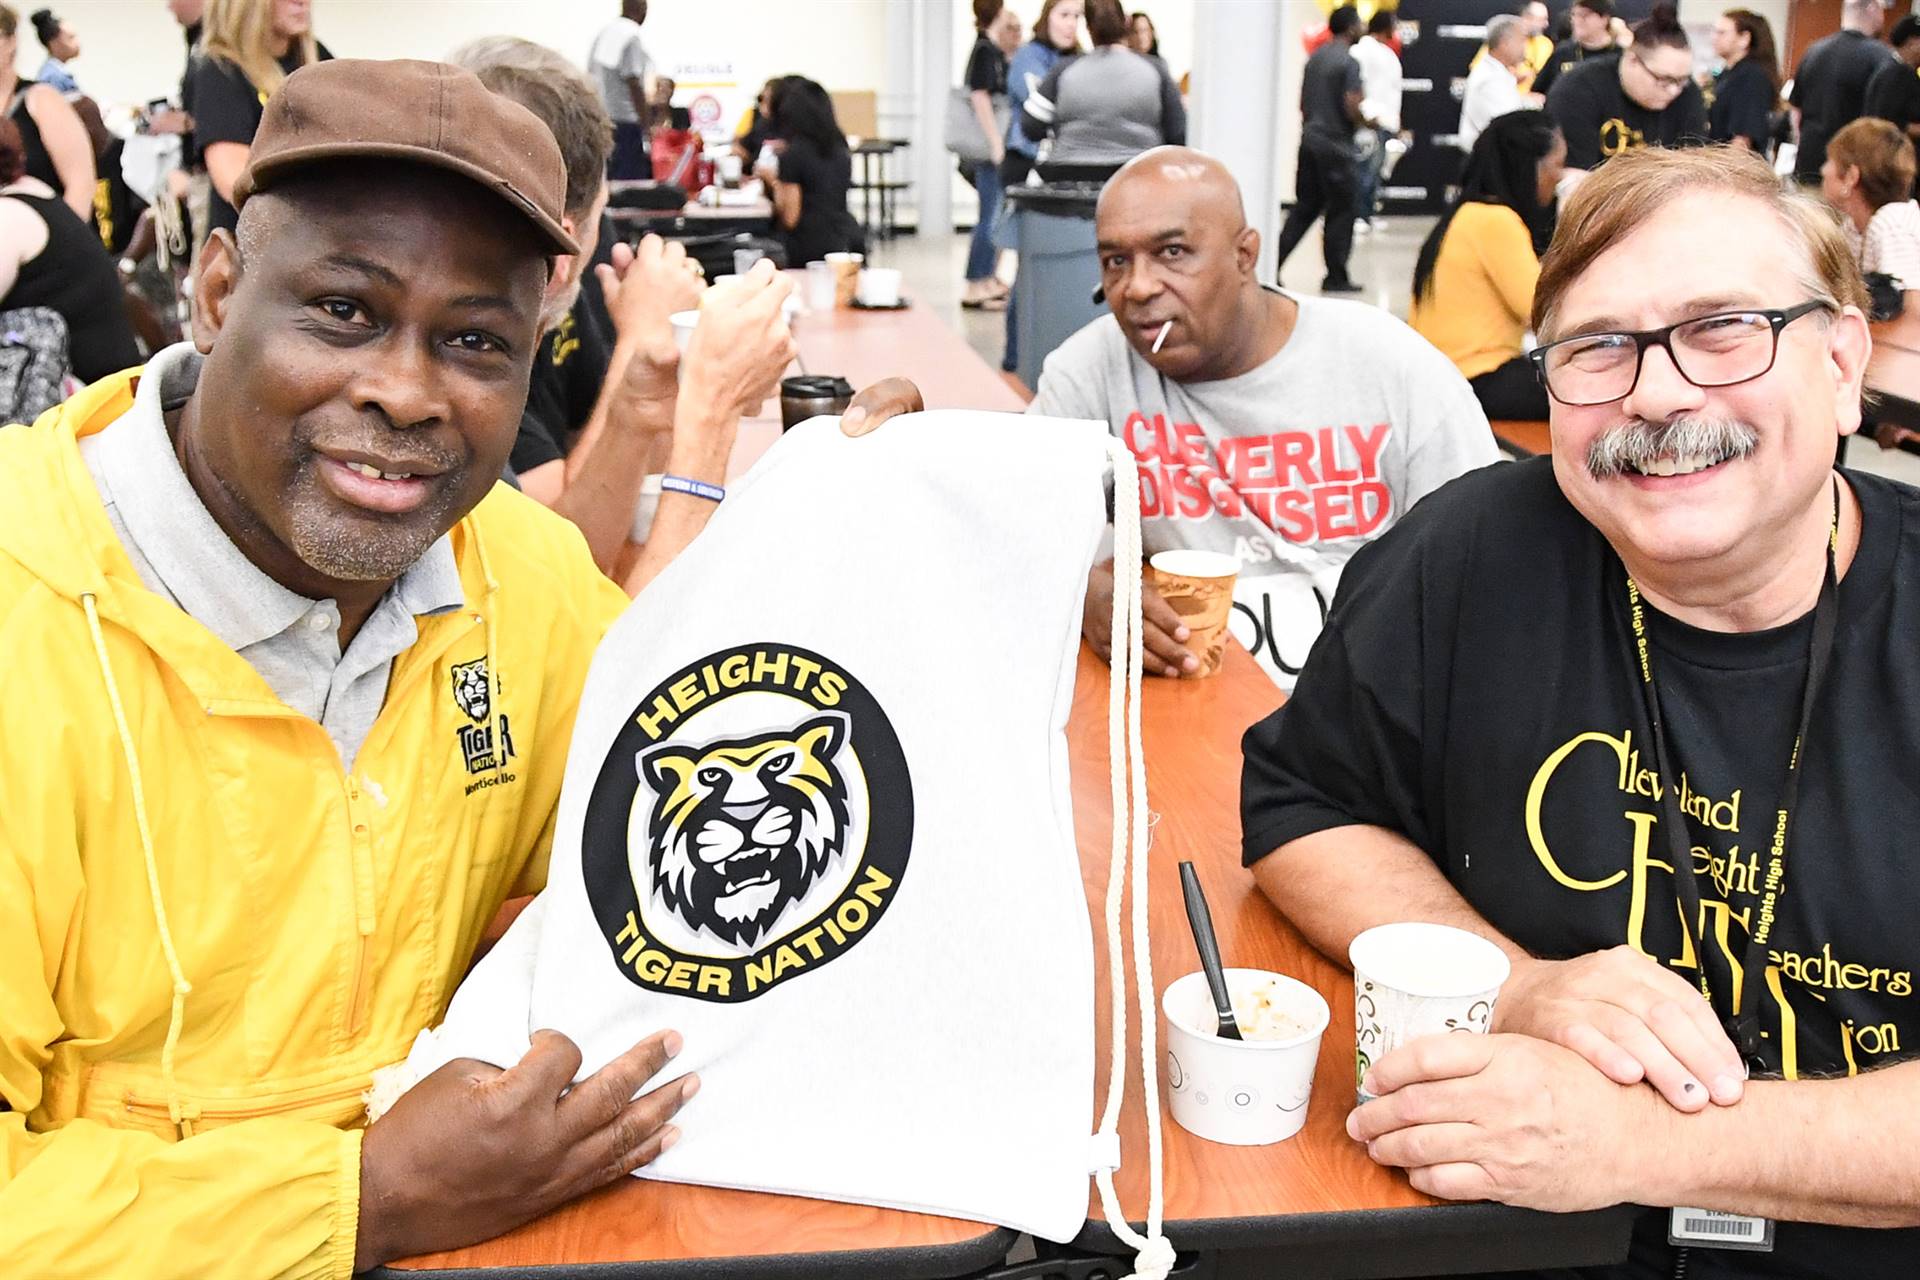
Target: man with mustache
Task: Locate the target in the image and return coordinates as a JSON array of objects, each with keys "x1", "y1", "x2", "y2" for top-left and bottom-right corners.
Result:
[
  {"x1": 1034, "y1": 145, "x2": 1499, "y2": 690},
  {"x1": 1242, "y1": 145, "x2": 1920, "y2": 1278},
  {"x1": 0, "y1": 58, "x2": 916, "y2": 1278}
]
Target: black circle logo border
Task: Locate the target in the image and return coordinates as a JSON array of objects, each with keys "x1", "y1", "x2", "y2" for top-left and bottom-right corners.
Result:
[{"x1": 582, "y1": 642, "x2": 913, "y2": 1003}]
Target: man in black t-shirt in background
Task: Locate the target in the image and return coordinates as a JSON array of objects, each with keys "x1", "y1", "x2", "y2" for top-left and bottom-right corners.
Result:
[
  {"x1": 1274, "y1": 4, "x2": 1366, "y2": 294},
  {"x1": 452, "y1": 37, "x2": 704, "y2": 574},
  {"x1": 1546, "y1": 7, "x2": 1706, "y2": 191},
  {"x1": 1863, "y1": 16, "x2": 1920, "y2": 143},
  {"x1": 1242, "y1": 146, "x2": 1920, "y2": 1279},
  {"x1": 1532, "y1": 0, "x2": 1617, "y2": 100},
  {"x1": 1790, "y1": 0, "x2": 1895, "y2": 183}
]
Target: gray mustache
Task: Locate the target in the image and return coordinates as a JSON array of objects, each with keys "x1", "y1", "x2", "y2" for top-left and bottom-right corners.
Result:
[{"x1": 1585, "y1": 416, "x2": 1759, "y2": 480}]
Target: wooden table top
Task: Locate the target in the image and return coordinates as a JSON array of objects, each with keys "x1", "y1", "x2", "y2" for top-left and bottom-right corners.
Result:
[
  {"x1": 1067, "y1": 644, "x2": 1632, "y2": 1268},
  {"x1": 1489, "y1": 418, "x2": 1552, "y2": 458},
  {"x1": 1868, "y1": 315, "x2": 1920, "y2": 402},
  {"x1": 786, "y1": 284, "x2": 1025, "y2": 412},
  {"x1": 1063, "y1": 642, "x2": 1442, "y2": 1238}
]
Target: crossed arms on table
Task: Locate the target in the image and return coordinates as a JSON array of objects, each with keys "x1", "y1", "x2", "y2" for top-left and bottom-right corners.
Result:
[{"x1": 1251, "y1": 823, "x2": 1920, "y2": 1227}]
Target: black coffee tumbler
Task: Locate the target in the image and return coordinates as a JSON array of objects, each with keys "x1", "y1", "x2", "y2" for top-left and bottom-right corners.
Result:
[{"x1": 779, "y1": 375, "x2": 855, "y2": 430}]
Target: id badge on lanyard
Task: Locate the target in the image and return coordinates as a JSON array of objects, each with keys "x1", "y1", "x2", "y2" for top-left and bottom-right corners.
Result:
[{"x1": 1668, "y1": 1207, "x2": 1776, "y2": 1252}]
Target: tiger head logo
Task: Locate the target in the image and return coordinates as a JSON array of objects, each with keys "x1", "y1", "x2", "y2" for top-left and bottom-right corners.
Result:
[
  {"x1": 637, "y1": 712, "x2": 852, "y2": 948},
  {"x1": 450, "y1": 658, "x2": 491, "y2": 723}
]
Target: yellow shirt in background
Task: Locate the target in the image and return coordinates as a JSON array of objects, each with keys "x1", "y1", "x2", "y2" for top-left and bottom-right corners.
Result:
[
  {"x1": 1522, "y1": 33, "x2": 1554, "y2": 91},
  {"x1": 1408, "y1": 201, "x2": 1540, "y2": 383}
]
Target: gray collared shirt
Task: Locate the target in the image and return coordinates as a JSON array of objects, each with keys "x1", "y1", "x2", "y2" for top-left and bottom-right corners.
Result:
[{"x1": 80, "y1": 343, "x2": 466, "y2": 770}]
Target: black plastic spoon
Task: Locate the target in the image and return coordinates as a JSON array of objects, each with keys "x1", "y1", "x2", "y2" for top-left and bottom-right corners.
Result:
[{"x1": 1178, "y1": 860, "x2": 1242, "y2": 1040}]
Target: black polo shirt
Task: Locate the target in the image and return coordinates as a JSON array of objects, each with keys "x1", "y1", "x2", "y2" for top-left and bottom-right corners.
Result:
[
  {"x1": 1790, "y1": 29, "x2": 1896, "y2": 181},
  {"x1": 1865, "y1": 57, "x2": 1920, "y2": 136}
]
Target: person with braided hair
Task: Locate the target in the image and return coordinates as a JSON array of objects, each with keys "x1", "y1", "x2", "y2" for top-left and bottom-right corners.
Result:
[{"x1": 1410, "y1": 109, "x2": 1564, "y2": 420}]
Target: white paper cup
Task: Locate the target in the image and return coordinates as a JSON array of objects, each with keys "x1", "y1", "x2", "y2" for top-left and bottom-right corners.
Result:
[
  {"x1": 805, "y1": 260, "x2": 836, "y2": 312},
  {"x1": 1147, "y1": 549, "x2": 1240, "y2": 579},
  {"x1": 630, "y1": 473, "x2": 663, "y2": 542},
  {"x1": 670, "y1": 309, "x2": 700, "y2": 355},
  {"x1": 856, "y1": 266, "x2": 902, "y2": 307},
  {"x1": 1162, "y1": 969, "x2": 1329, "y2": 1146},
  {"x1": 1348, "y1": 923, "x2": 1510, "y2": 1104}
]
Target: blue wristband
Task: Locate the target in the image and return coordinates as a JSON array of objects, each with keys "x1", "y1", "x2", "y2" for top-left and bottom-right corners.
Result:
[{"x1": 660, "y1": 474, "x2": 725, "y2": 503}]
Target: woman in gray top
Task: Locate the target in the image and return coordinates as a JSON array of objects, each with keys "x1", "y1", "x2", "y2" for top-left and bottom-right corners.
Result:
[{"x1": 1017, "y1": 0, "x2": 1184, "y2": 175}]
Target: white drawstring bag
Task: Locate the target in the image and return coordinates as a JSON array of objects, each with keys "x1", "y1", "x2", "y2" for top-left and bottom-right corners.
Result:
[{"x1": 375, "y1": 412, "x2": 1171, "y2": 1274}]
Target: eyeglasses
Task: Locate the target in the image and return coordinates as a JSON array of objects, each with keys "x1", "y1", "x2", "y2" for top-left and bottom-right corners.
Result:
[
  {"x1": 1630, "y1": 52, "x2": 1694, "y2": 91},
  {"x1": 1529, "y1": 300, "x2": 1834, "y2": 407}
]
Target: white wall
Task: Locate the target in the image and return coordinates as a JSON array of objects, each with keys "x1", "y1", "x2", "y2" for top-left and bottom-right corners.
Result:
[
  {"x1": 1677, "y1": 0, "x2": 1788, "y2": 42},
  {"x1": 28, "y1": 0, "x2": 892, "y2": 124}
]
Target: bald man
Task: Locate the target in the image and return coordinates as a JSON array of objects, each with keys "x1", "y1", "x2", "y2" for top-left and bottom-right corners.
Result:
[{"x1": 1032, "y1": 146, "x2": 1500, "y2": 690}]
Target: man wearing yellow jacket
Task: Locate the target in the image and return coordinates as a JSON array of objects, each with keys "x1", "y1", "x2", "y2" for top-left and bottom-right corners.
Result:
[{"x1": 0, "y1": 58, "x2": 830, "y2": 1277}]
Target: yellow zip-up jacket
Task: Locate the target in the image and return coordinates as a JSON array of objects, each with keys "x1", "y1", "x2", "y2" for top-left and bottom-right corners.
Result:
[{"x1": 0, "y1": 371, "x2": 629, "y2": 1278}]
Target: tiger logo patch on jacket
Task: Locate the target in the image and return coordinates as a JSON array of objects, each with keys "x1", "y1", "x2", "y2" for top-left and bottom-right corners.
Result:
[{"x1": 637, "y1": 713, "x2": 852, "y2": 948}]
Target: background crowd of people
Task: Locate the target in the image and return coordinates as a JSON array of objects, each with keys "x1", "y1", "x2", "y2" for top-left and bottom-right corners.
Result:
[
  {"x1": 1285, "y1": 0, "x2": 1920, "y2": 454},
  {"x1": 13, "y1": 0, "x2": 1920, "y2": 471}
]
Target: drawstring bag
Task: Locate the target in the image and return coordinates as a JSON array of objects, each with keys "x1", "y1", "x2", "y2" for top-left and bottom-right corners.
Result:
[{"x1": 373, "y1": 412, "x2": 1171, "y2": 1274}]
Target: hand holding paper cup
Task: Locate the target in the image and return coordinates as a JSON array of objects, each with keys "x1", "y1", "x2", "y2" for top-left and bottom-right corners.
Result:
[
  {"x1": 1348, "y1": 923, "x2": 1511, "y2": 1104},
  {"x1": 678, "y1": 264, "x2": 798, "y2": 415},
  {"x1": 1146, "y1": 550, "x2": 1239, "y2": 676}
]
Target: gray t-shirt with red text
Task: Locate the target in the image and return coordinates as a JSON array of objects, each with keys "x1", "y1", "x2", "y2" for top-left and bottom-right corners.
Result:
[{"x1": 1030, "y1": 291, "x2": 1500, "y2": 688}]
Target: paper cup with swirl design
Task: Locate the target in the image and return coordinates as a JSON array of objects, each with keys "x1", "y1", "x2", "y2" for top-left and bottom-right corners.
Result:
[
  {"x1": 1162, "y1": 969, "x2": 1329, "y2": 1146},
  {"x1": 1349, "y1": 923, "x2": 1510, "y2": 1104}
]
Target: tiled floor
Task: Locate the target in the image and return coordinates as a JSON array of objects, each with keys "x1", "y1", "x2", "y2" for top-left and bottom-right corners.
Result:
[{"x1": 876, "y1": 214, "x2": 1920, "y2": 488}]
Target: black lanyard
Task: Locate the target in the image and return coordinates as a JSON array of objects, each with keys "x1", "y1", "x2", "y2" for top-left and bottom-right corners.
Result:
[{"x1": 1620, "y1": 478, "x2": 1840, "y2": 1071}]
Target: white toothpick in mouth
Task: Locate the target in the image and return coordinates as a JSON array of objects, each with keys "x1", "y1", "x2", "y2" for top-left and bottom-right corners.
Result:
[{"x1": 1151, "y1": 321, "x2": 1172, "y2": 354}]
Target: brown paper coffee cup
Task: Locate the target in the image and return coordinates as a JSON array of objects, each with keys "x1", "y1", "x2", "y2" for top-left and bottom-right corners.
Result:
[
  {"x1": 826, "y1": 252, "x2": 864, "y2": 308},
  {"x1": 1146, "y1": 550, "x2": 1239, "y2": 676}
]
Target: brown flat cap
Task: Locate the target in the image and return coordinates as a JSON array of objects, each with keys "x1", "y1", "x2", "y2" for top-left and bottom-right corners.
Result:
[{"x1": 233, "y1": 58, "x2": 578, "y2": 256}]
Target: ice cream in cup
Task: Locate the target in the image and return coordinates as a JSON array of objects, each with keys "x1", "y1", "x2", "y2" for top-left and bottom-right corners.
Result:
[
  {"x1": 1162, "y1": 968, "x2": 1330, "y2": 1145},
  {"x1": 1348, "y1": 922, "x2": 1511, "y2": 1104}
]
